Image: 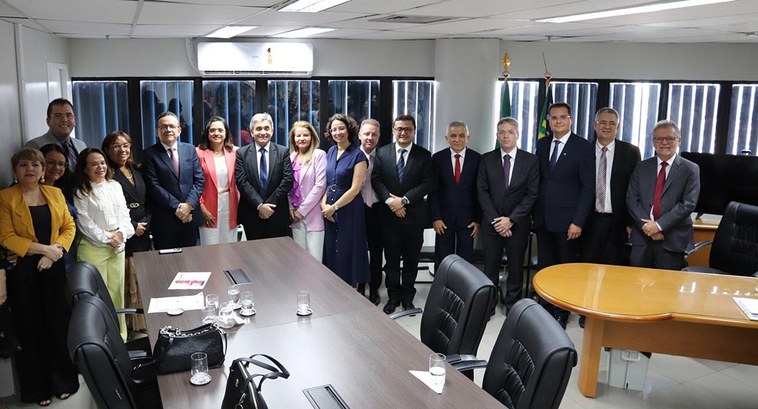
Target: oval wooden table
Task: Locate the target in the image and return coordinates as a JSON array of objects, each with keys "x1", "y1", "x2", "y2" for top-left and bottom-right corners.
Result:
[{"x1": 533, "y1": 263, "x2": 758, "y2": 397}]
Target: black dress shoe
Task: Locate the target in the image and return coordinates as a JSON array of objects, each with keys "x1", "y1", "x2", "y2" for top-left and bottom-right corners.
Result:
[
  {"x1": 555, "y1": 314, "x2": 568, "y2": 330},
  {"x1": 368, "y1": 292, "x2": 381, "y2": 306},
  {"x1": 579, "y1": 315, "x2": 586, "y2": 328},
  {"x1": 383, "y1": 300, "x2": 398, "y2": 315}
]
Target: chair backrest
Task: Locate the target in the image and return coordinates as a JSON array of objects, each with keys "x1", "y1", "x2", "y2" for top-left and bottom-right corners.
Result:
[
  {"x1": 710, "y1": 201, "x2": 758, "y2": 276},
  {"x1": 482, "y1": 298, "x2": 577, "y2": 409},
  {"x1": 68, "y1": 294, "x2": 137, "y2": 409},
  {"x1": 420, "y1": 255, "x2": 497, "y2": 356},
  {"x1": 66, "y1": 261, "x2": 118, "y2": 317}
]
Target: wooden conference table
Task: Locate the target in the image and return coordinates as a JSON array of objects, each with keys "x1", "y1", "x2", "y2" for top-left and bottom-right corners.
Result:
[
  {"x1": 533, "y1": 263, "x2": 758, "y2": 398},
  {"x1": 135, "y1": 238, "x2": 502, "y2": 408}
]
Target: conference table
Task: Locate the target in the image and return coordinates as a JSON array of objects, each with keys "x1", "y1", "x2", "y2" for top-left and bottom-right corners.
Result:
[
  {"x1": 135, "y1": 238, "x2": 502, "y2": 408},
  {"x1": 533, "y1": 263, "x2": 758, "y2": 398}
]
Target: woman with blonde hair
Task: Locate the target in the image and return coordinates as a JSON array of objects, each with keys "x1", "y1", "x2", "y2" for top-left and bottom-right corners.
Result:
[{"x1": 288, "y1": 120, "x2": 327, "y2": 259}]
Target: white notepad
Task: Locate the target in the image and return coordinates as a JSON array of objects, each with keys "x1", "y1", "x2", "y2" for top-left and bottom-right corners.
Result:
[{"x1": 733, "y1": 297, "x2": 758, "y2": 321}]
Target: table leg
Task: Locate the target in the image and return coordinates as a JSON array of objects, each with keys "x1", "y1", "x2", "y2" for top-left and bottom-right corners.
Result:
[{"x1": 578, "y1": 316, "x2": 603, "y2": 398}]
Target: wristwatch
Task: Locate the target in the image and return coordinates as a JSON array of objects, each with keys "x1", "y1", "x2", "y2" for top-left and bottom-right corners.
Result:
[
  {"x1": 401, "y1": 197, "x2": 410, "y2": 206},
  {"x1": 333, "y1": 204, "x2": 340, "y2": 211}
]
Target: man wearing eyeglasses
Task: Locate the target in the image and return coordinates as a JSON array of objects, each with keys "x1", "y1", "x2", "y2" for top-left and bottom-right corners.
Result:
[
  {"x1": 143, "y1": 111, "x2": 205, "y2": 249},
  {"x1": 372, "y1": 115, "x2": 433, "y2": 315},
  {"x1": 25, "y1": 98, "x2": 87, "y2": 171},
  {"x1": 626, "y1": 120, "x2": 700, "y2": 270}
]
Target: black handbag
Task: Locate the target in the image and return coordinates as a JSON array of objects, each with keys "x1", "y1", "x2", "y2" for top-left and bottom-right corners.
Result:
[
  {"x1": 221, "y1": 354, "x2": 290, "y2": 409},
  {"x1": 153, "y1": 323, "x2": 227, "y2": 374}
]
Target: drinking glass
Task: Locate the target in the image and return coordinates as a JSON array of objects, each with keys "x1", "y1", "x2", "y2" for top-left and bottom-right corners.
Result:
[
  {"x1": 217, "y1": 301, "x2": 236, "y2": 328},
  {"x1": 239, "y1": 290, "x2": 256, "y2": 316},
  {"x1": 227, "y1": 285, "x2": 241, "y2": 308},
  {"x1": 429, "y1": 353, "x2": 446, "y2": 387},
  {"x1": 190, "y1": 352, "x2": 211, "y2": 385},
  {"x1": 297, "y1": 290, "x2": 311, "y2": 316}
]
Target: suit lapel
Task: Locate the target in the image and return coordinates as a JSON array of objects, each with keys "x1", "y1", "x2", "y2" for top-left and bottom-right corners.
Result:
[
  {"x1": 662, "y1": 155, "x2": 681, "y2": 194},
  {"x1": 157, "y1": 144, "x2": 178, "y2": 179},
  {"x1": 200, "y1": 150, "x2": 218, "y2": 192},
  {"x1": 508, "y1": 150, "x2": 527, "y2": 190}
]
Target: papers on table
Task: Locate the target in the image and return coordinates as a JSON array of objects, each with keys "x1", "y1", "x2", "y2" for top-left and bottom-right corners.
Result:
[
  {"x1": 733, "y1": 297, "x2": 758, "y2": 321},
  {"x1": 409, "y1": 370, "x2": 444, "y2": 394},
  {"x1": 148, "y1": 292, "x2": 205, "y2": 313},
  {"x1": 168, "y1": 272, "x2": 211, "y2": 290}
]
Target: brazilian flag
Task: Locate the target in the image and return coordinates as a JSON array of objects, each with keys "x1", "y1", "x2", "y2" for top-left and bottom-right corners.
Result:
[{"x1": 537, "y1": 85, "x2": 553, "y2": 139}]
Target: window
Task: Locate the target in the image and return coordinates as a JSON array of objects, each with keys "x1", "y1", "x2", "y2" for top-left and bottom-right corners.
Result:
[
  {"x1": 727, "y1": 84, "x2": 758, "y2": 155},
  {"x1": 551, "y1": 81, "x2": 598, "y2": 140},
  {"x1": 267, "y1": 80, "x2": 320, "y2": 146},
  {"x1": 667, "y1": 83, "x2": 720, "y2": 153},
  {"x1": 201, "y1": 80, "x2": 256, "y2": 146},
  {"x1": 328, "y1": 80, "x2": 380, "y2": 123},
  {"x1": 72, "y1": 81, "x2": 129, "y2": 147},
  {"x1": 498, "y1": 80, "x2": 541, "y2": 153},
  {"x1": 610, "y1": 82, "x2": 661, "y2": 159},
  {"x1": 140, "y1": 80, "x2": 194, "y2": 146},
  {"x1": 393, "y1": 80, "x2": 436, "y2": 151}
]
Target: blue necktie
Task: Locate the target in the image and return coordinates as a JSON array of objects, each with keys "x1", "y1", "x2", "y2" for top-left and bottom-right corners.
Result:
[
  {"x1": 549, "y1": 140, "x2": 560, "y2": 170},
  {"x1": 259, "y1": 147, "x2": 268, "y2": 193},
  {"x1": 397, "y1": 149, "x2": 407, "y2": 183}
]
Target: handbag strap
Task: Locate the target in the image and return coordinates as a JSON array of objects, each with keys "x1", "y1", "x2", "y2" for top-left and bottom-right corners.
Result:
[{"x1": 233, "y1": 354, "x2": 290, "y2": 392}]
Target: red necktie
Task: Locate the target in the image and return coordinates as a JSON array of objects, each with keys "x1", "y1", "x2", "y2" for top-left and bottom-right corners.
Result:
[
  {"x1": 652, "y1": 161, "x2": 668, "y2": 219},
  {"x1": 169, "y1": 148, "x2": 179, "y2": 174},
  {"x1": 454, "y1": 154, "x2": 461, "y2": 184}
]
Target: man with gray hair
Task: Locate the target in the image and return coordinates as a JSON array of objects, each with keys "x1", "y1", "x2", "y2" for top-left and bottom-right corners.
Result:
[
  {"x1": 626, "y1": 119, "x2": 700, "y2": 270},
  {"x1": 236, "y1": 113, "x2": 293, "y2": 240}
]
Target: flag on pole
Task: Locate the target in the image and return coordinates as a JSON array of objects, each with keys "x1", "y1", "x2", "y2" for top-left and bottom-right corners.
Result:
[
  {"x1": 500, "y1": 80, "x2": 511, "y2": 119},
  {"x1": 537, "y1": 81, "x2": 553, "y2": 139}
]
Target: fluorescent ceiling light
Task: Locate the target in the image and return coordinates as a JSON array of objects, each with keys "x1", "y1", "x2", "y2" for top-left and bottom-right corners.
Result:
[
  {"x1": 274, "y1": 27, "x2": 334, "y2": 38},
  {"x1": 206, "y1": 26, "x2": 257, "y2": 38},
  {"x1": 536, "y1": 0, "x2": 735, "y2": 23},
  {"x1": 280, "y1": 0, "x2": 350, "y2": 13}
]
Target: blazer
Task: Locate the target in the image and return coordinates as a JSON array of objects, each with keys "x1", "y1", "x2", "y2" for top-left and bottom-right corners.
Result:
[
  {"x1": 25, "y1": 132, "x2": 87, "y2": 156},
  {"x1": 197, "y1": 147, "x2": 240, "y2": 230},
  {"x1": 235, "y1": 142, "x2": 293, "y2": 227},
  {"x1": 477, "y1": 148, "x2": 539, "y2": 235},
  {"x1": 534, "y1": 133, "x2": 595, "y2": 233},
  {"x1": 289, "y1": 149, "x2": 327, "y2": 232},
  {"x1": 626, "y1": 154, "x2": 700, "y2": 252},
  {"x1": 429, "y1": 148, "x2": 482, "y2": 229},
  {"x1": 0, "y1": 184, "x2": 76, "y2": 256},
  {"x1": 142, "y1": 141, "x2": 204, "y2": 233},
  {"x1": 112, "y1": 164, "x2": 152, "y2": 254},
  {"x1": 604, "y1": 139, "x2": 642, "y2": 231},
  {"x1": 371, "y1": 143, "x2": 434, "y2": 227}
]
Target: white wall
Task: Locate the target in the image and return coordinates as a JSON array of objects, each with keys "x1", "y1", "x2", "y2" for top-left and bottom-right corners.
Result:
[{"x1": 0, "y1": 22, "x2": 21, "y2": 187}]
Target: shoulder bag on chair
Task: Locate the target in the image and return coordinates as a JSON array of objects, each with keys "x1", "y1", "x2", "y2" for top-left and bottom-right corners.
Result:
[
  {"x1": 153, "y1": 323, "x2": 227, "y2": 374},
  {"x1": 221, "y1": 354, "x2": 290, "y2": 409}
]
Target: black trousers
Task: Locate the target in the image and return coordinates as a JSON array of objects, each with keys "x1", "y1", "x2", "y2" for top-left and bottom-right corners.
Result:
[
  {"x1": 433, "y1": 222, "x2": 475, "y2": 271},
  {"x1": 152, "y1": 225, "x2": 199, "y2": 250},
  {"x1": 383, "y1": 223, "x2": 424, "y2": 304},
  {"x1": 537, "y1": 227, "x2": 581, "y2": 318},
  {"x1": 482, "y1": 225, "x2": 530, "y2": 312},
  {"x1": 358, "y1": 204, "x2": 383, "y2": 294},
  {"x1": 582, "y1": 213, "x2": 628, "y2": 265},
  {"x1": 630, "y1": 241, "x2": 686, "y2": 270},
  {"x1": 7, "y1": 257, "x2": 79, "y2": 403}
]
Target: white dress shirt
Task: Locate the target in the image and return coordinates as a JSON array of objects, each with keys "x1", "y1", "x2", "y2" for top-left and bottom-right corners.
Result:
[{"x1": 74, "y1": 180, "x2": 135, "y2": 247}]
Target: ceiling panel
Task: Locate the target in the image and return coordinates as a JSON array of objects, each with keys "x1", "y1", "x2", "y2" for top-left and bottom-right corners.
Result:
[
  {"x1": 133, "y1": 24, "x2": 228, "y2": 37},
  {"x1": 332, "y1": 0, "x2": 442, "y2": 15},
  {"x1": 235, "y1": 8, "x2": 362, "y2": 26},
  {"x1": 38, "y1": 21, "x2": 131, "y2": 36},
  {"x1": 6, "y1": 0, "x2": 137, "y2": 24},
  {"x1": 137, "y1": 2, "x2": 264, "y2": 25}
]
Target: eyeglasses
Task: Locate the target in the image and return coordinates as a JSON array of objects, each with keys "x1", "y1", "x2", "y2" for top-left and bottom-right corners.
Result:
[
  {"x1": 111, "y1": 143, "x2": 131, "y2": 150},
  {"x1": 653, "y1": 136, "x2": 677, "y2": 143},
  {"x1": 158, "y1": 125, "x2": 179, "y2": 131},
  {"x1": 329, "y1": 126, "x2": 347, "y2": 134},
  {"x1": 394, "y1": 127, "x2": 414, "y2": 134},
  {"x1": 596, "y1": 121, "x2": 617, "y2": 127}
]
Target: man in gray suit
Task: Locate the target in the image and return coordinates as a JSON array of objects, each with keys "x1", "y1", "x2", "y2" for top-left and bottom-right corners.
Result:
[
  {"x1": 25, "y1": 98, "x2": 87, "y2": 171},
  {"x1": 626, "y1": 120, "x2": 700, "y2": 270}
]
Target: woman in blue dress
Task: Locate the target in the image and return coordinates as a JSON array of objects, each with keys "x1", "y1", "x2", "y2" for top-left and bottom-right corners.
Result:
[{"x1": 321, "y1": 114, "x2": 370, "y2": 286}]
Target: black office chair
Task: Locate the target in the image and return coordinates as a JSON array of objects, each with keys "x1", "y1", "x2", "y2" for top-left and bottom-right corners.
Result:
[
  {"x1": 68, "y1": 294, "x2": 161, "y2": 409},
  {"x1": 391, "y1": 255, "x2": 497, "y2": 363},
  {"x1": 455, "y1": 298, "x2": 577, "y2": 409},
  {"x1": 684, "y1": 201, "x2": 758, "y2": 276},
  {"x1": 66, "y1": 261, "x2": 150, "y2": 355}
]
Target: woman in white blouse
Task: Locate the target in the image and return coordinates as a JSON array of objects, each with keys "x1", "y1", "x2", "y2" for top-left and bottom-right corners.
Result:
[{"x1": 73, "y1": 148, "x2": 134, "y2": 340}]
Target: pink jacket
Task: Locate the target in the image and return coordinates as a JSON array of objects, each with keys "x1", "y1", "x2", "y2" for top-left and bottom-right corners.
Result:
[
  {"x1": 197, "y1": 146, "x2": 239, "y2": 229},
  {"x1": 289, "y1": 149, "x2": 327, "y2": 232}
]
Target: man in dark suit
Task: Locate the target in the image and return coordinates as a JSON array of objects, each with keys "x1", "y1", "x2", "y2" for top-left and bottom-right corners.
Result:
[
  {"x1": 582, "y1": 107, "x2": 642, "y2": 266},
  {"x1": 429, "y1": 121, "x2": 481, "y2": 270},
  {"x1": 235, "y1": 112, "x2": 293, "y2": 240},
  {"x1": 143, "y1": 111, "x2": 204, "y2": 250},
  {"x1": 534, "y1": 102, "x2": 595, "y2": 328},
  {"x1": 372, "y1": 114, "x2": 434, "y2": 315},
  {"x1": 626, "y1": 120, "x2": 700, "y2": 270},
  {"x1": 477, "y1": 117, "x2": 539, "y2": 313},
  {"x1": 356, "y1": 119, "x2": 383, "y2": 306}
]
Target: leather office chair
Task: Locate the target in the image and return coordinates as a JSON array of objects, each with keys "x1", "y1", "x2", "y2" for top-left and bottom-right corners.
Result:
[
  {"x1": 455, "y1": 298, "x2": 577, "y2": 409},
  {"x1": 68, "y1": 294, "x2": 161, "y2": 409},
  {"x1": 684, "y1": 201, "x2": 758, "y2": 276},
  {"x1": 392, "y1": 255, "x2": 497, "y2": 363}
]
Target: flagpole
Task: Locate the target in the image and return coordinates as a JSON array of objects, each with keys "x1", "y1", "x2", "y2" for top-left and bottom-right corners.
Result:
[
  {"x1": 537, "y1": 52, "x2": 553, "y2": 139},
  {"x1": 499, "y1": 51, "x2": 512, "y2": 148}
]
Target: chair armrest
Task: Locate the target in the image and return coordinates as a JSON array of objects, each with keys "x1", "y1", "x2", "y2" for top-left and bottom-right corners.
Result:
[
  {"x1": 753, "y1": 271, "x2": 758, "y2": 278},
  {"x1": 388, "y1": 308, "x2": 423, "y2": 320},
  {"x1": 129, "y1": 350, "x2": 149, "y2": 360},
  {"x1": 451, "y1": 355, "x2": 488, "y2": 372},
  {"x1": 684, "y1": 240, "x2": 712, "y2": 257},
  {"x1": 445, "y1": 354, "x2": 477, "y2": 365},
  {"x1": 682, "y1": 266, "x2": 725, "y2": 275},
  {"x1": 116, "y1": 308, "x2": 141, "y2": 315},
  {"x1": 131, "y1": 358, "x2": 157, "y2": 386}
]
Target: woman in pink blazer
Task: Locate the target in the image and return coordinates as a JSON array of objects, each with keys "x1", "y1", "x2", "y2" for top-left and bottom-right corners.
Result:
[
  {"x1": 196, "y1": 117, "x2": 240, "y2": 245},
  {"x1": 288, "y1": 121, "x2": 327, "y2": 259}
]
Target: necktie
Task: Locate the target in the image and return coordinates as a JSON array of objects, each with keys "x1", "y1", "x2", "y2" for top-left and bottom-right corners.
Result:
[
  {"x1": 362, "y1": 155, "x2": 375, "y2": 206},
  {"x1": 168, "y1": 147, "x2": 179, "y2": 174},
  {"x1": 652, "y1": 161, "x2": 668, "y2": 220},
  {"x1": 503, "y1": 154, "x2": 511, "y2": 189},
  {"x1": 454, "y1": 154, "x2": 461, "y2": 184},
  {"x1": 63, "y1": 139, "x2": 78, "y2": 170},
  {"x1": 596, "y1": 146, "x2": 608, "y2": 212},
  {"x1": 549, "y1": 140, "x2": 561, "y2": 170},
  {"x1": 397, "y1": 149, "x2": 407, "y2": 183},
  {"x1": 259, "y1": 147, "x2": 268, "y2": 193}
]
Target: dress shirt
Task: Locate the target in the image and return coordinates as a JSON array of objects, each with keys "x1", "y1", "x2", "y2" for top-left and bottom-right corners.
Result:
[
  {"x1": 394, "y1": 143, "x2": 413, "y2": 163},
  {"x1": 449, "y1": 148, "x2": 467, "y2": 175},
  {"x1": 74, "y1": 180, "x2": 135, "y2": 247},
  {"x1": 649, "y1": 153, "x2": 677, "y2": 224},
  {"x1": 360, "y1": 147, "x2": 378, "y2": 207},
  {"x1": 595, "y1": 140, "x2": 615, "y2": 213},
  {"x1": 500, "y1": 147, "x2": 517, "y2": 185},
  {"x1": 550, "y1": 132, "x2": 571, "y2": 163},
  {"x1": 255, "y1": 142, "x2": 271, "y2": 175},
  {"x1": 160, "y1": 141, "x2": 178, "y2": 162}
]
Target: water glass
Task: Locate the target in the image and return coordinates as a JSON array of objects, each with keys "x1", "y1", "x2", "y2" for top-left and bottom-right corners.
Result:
[
  {"x1": 201, "y1": 304, "x2": 217, "y2": 324},
  {"x1": 239, "y1": 290, "x2": 256, "y2": 316},
  {"x1": 217, "y1": 301, "x2": 236, "y2": 328},
  {"x1": 429, "y1": 353, "x2": 446, "y2": 387},
  {"x1": 297, "y1": 290, "x2": 311, "y2": 316},
  {"x1": 227, "y1": 285, "x2": 241, "y2": 308},
  {"x1": 190, "y1": 352, "x2": 211, "y2": 385}
]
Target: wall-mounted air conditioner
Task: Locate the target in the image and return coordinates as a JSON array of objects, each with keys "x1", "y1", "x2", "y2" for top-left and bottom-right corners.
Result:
[{"x1": 197, "y1": 42, "x2": 313, "y2": 77}]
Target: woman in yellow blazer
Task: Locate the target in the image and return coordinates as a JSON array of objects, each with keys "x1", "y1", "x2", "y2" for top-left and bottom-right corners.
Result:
[{"x1": 0, "y1": 147, "x2": 79, "y2": 406}]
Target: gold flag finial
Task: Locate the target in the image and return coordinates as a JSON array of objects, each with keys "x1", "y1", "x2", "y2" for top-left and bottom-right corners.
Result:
[
  {"x1": 502, "y1": 51, "x2": 511, "y2": 80},
  {"x1": 542, "y1": 52, "x2": 552, "y2": 86}
]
